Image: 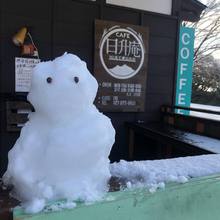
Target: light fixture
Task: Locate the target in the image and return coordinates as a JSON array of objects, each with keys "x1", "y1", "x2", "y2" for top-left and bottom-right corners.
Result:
[
  {"x1": 12, "y1": 27, "x2": 28, "y2": 46},
  {"x1": 12, "y1": 27, "x2": 39, "y2": 59}
]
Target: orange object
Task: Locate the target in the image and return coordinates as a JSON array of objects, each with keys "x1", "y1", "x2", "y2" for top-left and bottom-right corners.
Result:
[
  {"x1": 21, "y1": 44, "x2": 35, "y2": 56},
  {"x1": 12, "y1": 27, "x2": 28, "y2": 46}
]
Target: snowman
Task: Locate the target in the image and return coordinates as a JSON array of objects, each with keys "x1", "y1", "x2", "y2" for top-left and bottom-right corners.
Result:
[{"x1": 3, "y1": 53, "x2": 115, "y2": 213}]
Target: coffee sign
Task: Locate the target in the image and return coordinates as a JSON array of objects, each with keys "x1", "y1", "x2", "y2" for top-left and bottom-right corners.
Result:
[{"x1": 94, "y1": 20, "x2": 149, "y2": 112}]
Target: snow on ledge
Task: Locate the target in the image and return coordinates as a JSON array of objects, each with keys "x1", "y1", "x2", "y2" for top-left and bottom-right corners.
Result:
[
  {"x1": 190, "y1": 103, "x2": 220, "y2": 121},
  {"x1": 110, "y1": 154, "x2": 220, "y2": 192},
  {"x1": 179, "y1": 132, "x2": 220, "y2": 154}
]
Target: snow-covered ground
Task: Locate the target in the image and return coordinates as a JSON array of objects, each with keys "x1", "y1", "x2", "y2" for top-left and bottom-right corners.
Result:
[{"x1": 190, "y1": 103, "x2": 220, "y2": 121}]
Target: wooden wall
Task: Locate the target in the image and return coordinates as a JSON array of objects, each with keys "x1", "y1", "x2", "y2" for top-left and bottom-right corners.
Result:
[{"x1": 0, "y1": 0, "x2": 179, "y2": 176}]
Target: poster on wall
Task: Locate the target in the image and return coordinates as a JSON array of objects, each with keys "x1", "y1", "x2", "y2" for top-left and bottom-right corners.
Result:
[
  {"x1": 94, "y1": 19, "x2": 149, "y2": 112},
  {"x1": 15, "y1": 57, "x2": 40, "y2": 92}
]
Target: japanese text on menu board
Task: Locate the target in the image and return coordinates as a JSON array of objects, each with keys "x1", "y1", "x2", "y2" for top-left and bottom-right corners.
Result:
[
  {"x1": 94, "y1": 20, "x2": 149, "y2": 112},
  {"x1": 15, "y1": 57, "x2": 40, "y2": 92}
]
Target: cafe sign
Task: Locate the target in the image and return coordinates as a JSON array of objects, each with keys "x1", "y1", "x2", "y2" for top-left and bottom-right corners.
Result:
[
  {"x1": 99, "y1": 25, "x2": 145, "y2": 79},
  {"x1": 94, "y1": 20, "x2": 149, "y2": 112},
  {"x1": 175, "y1": 26, "x2": 195, "y2": 115}
]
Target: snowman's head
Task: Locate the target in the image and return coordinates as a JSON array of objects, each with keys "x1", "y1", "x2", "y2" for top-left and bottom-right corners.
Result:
[{"x1": 28, "y1": 53, "x2": 98, "y2": 117}]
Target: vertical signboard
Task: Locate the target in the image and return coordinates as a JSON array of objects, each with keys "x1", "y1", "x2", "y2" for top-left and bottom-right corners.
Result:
[
  {"x1": 94, "y1": 20, "x2": 149, "y2": 112},
  {"x1": 175, "y1": 26, "x2": 195, "y2": 115}
]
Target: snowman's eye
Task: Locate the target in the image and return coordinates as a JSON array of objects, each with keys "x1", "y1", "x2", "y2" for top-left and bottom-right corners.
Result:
[
  {"x1": 47, "y1": 77, "x2": 52, "y2": 84},
  {"x1": 74, "y1": 76, "x2": 79, "y2": 84}
]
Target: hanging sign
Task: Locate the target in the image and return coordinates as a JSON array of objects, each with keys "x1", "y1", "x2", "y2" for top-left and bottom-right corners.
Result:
[
  {"x1": 94, "y1": 19, "x2": 149, "y2": 112},
  {"x1": 175, "y1": 26, "x2": 195, "y2": 115},
  {"x1": 15, "y1": 57, "x2": 40, "y2": 92}
]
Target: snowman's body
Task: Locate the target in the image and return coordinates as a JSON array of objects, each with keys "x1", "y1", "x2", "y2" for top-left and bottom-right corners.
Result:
[{"x1": 3, "y1": 53, "x2": 115, "y2": 213}]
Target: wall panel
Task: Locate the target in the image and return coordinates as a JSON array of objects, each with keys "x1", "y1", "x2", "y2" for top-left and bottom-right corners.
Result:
[{"x1": 0, "y1": 0, "x2": 178, "y2": 175}]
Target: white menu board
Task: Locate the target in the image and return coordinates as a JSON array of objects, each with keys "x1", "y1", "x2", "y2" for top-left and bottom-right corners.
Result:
[{"x1": 15, "y1": 57, "x2": 40, "y2": 92}]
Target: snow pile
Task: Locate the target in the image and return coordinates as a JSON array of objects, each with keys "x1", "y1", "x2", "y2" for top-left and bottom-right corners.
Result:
[
  {"x1": 3, "y1": 53, "x2": 115, "y2": 213},
  {"x1": 110, "y1": 154, "x2": 220, "y2": 192}
]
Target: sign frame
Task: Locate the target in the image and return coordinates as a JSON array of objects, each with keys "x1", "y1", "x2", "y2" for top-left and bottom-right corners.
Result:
[{"x1": 94, "y1": 19, "x2": 149, "y2": 112}]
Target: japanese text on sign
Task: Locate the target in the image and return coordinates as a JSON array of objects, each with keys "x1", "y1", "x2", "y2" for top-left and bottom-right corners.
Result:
[
  {"x1": 94, "y1": 20, "x2": 149, "y2": 112},
  {"x1": 15, "y1": 57, "x2": 40, "y2": 92}
]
